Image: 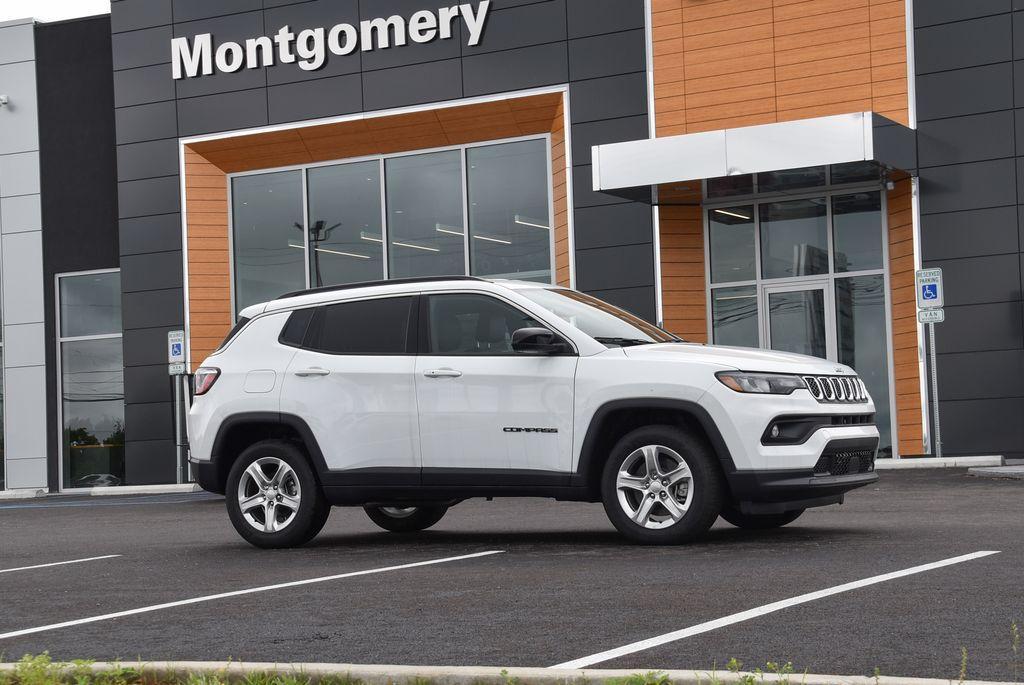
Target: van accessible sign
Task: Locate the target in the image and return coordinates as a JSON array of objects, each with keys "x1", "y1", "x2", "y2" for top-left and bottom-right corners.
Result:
[{"x1": 172, "y1": 1, "x2": 491, "y2": 80}]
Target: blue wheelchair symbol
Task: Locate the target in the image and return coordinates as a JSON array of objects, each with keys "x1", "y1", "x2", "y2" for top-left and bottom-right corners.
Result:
[
  {"x1": 921, "y1": 284, "x2": 938, "y2": 301},
  {"x1": 171, "y1": 343, "x2": 182, "y2": 356}
]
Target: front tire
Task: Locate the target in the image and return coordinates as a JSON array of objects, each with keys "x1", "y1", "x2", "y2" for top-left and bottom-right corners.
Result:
[
  {"x1": 601, "y1": 425, "x2": 724, "y2": 545},
  {"x1": 226, "y1": 440, "x2": 330, "y2": 549},
  {"x1": 364, "y1": 505, "x2": 448, "y2": 533},
  {"x1": 721, "y1": 508, "x2": 804, "y2": 529}
]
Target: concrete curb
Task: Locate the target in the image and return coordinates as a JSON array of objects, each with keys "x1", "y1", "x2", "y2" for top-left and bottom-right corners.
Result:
[
  {"x1": 0, "y1": 662, "x2": 1015, "y2": 685},
  {"x1": 968, "y1": 466, "x2": 1024, "y2": 480},
  {"x1": 86, "y1": 483, "x2": 203, "y2": 496},
  {"x1": 875, "y1": 456, "x2": 1003, "y2": 470}
]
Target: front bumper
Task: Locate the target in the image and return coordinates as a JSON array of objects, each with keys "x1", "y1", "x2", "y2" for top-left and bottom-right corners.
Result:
[{"x1": 725, "y1": 436, "x2": 879, "y2": 514}]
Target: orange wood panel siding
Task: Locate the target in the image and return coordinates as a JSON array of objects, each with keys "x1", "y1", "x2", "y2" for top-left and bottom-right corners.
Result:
[
  {"x1": 183, "y1": 93, "x2": 570, "y2": 366},
  {"x1": 651, "y1": 0, "x2": 909, "y2": 137},
  {"x1": 659, "y1": 203, "x2": 707, "y2": 342},
  {"x1": 887, "y1": 178, "x2": 924, "y2": 456}
]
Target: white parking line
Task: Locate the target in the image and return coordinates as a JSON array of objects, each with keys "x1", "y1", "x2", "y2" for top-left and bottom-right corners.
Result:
[
  {"x1": 0, "y1": 550, "x2": 504, "y2": 641},
  {"x1": 552, "y1": 550, "x2": 1000, "y2": 669},
  {"x1": 0, "y1": 555, "x2": 122, "y2": 575}
]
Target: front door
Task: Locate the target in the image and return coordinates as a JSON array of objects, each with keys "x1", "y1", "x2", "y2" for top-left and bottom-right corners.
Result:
[
  {"x1": 762, "y1": 281, "x2": 837, "y2": 361},
  {"x1": 415, "y1": 292, "x2": 576, "y2": 481}
]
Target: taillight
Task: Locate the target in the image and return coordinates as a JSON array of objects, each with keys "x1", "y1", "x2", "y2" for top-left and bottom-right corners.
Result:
[{"x1": 193, "y1": 367, "x2": 220, "y2": 396}]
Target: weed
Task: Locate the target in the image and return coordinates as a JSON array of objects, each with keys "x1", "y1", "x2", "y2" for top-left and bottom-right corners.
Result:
[
  {"x1": 958, "y1": 647, "x2": 968, "y2": 685},
  {"x1": 606, "y1": 672, "x2": 670, "y2": 685},
  {"x1": 872, "y1": 666, "x2": 881, "y2": 685},
  {"x1": 1012, "y1": 621, "x2": 1021, "y2": 683}
]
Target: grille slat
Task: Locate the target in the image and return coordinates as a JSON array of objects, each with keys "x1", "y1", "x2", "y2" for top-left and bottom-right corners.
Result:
[
  {"x1": 801, "y1": 375, "x2": 870, "y2": 404},
  {"x1": 813, "y1": 449, "x2": 876, "y2": 476}
]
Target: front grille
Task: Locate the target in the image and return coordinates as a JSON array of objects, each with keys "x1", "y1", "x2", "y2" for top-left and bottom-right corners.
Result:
[
  {"x1": 802, "y1": 375, "x2": 869, "y2": 404},
  {"x1": 813, "y1": 449, "x2": 876, "y2": 476}
]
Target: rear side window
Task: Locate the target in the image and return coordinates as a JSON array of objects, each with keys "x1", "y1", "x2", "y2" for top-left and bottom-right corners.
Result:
[
  {"x1": 279, "y1": 308, "x2": 315, "y2": 347},
  {"x1": 216, "y1": 316, "x2": 250, "y2": 351},
  {"x1": 306, "y1": 296, "x2": 413, "y2": 355}
]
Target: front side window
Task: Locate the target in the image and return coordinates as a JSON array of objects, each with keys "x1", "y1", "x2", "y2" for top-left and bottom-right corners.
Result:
[
  {"x1": 307, "y1": 297, "x2": 412, "y2": 355},
  {"x1": 58, "y1": 272, "x2": 125, "y2": 489},
  {"x1": 518, "y1": 288, "x2": 677, "y2": 347},
  {"x1": 427, "y1": 294, "x2": 541, "y2": 355}
]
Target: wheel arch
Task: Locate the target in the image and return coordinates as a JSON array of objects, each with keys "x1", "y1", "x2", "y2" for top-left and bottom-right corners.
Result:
[
  {"x1": 574, "y1": 399, "x2": 736, "y2": 498},
  {"x1": 206, "y1": 412, "x2": 327, "y2": 494}
]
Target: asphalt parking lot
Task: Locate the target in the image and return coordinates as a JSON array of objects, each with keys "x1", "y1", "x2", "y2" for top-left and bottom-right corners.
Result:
[{"x1": 0, "y1": 469, "x2": 1021, "y2": 681}]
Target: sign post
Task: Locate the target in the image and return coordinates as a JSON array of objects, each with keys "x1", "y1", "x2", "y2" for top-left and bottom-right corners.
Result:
[{"x1": 915, "y1": 269, "x2": 944, "y2": 458}]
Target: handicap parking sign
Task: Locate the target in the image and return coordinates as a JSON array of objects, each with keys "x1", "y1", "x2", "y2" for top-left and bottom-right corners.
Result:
[
  {"x1": 922, "y1": 284, "x2": 938, "y2": 301},
  {"x1": 171, "y1": 342, "x2": 183, "y2": 357},
  {"x1": 915, "y1": 269, "x2": 944, "y2": 309}
]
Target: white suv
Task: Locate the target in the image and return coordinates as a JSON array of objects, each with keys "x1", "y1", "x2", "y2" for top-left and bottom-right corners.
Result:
[{"x1": 188, "y1": 277, "x2": 879, "y2": 548}]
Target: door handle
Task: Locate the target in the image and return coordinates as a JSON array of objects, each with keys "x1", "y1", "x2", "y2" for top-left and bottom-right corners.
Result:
[
  {"x1": 294, "y1": 367, "x2": 330, "y2": 377},
  {"x1": 423, "y1": 368, "x2": 462, "y2": 379}
]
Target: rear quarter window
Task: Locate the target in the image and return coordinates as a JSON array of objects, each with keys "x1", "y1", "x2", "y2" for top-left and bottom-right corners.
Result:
[{"x1": 278, "y1": 308, "x2": 316, "y2": 347}]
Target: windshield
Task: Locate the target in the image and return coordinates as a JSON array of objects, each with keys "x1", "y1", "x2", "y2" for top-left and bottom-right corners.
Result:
[{"x1": 518, "y1": 288, "x2": 680, "y2": 347}]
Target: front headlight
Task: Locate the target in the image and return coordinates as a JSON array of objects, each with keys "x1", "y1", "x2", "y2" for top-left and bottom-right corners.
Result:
[{"x1": 716, "y1": 371, "x2": 806, "y2": 395}]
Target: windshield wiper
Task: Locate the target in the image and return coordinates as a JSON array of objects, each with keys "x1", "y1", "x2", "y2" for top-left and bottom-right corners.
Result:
[{"x1": 594, "y1": 337, "x2": 656, "y2": 347}]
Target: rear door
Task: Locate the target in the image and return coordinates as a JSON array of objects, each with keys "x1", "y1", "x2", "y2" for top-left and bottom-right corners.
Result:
[
  {"x1": 279, "y1": 295, "x2": 420, "y2": 479},
  {"x1": 414, "y1": 292, "x2": 577, "y2": 480}
]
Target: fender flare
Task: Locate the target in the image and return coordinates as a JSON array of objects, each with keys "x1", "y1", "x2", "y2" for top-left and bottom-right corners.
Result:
[{"x1": 209, "y1": 412, "x2": 329, "y2": 486}]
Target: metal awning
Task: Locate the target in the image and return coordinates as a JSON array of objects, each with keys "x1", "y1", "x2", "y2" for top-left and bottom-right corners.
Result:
[{"x1": 591, "y1": 112, "x2": 916, "y2": 202}]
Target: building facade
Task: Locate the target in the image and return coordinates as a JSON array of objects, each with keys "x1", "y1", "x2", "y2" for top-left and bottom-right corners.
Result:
[{"x1": 0, "y1": 0, "x2": 1021, "y2": 492}]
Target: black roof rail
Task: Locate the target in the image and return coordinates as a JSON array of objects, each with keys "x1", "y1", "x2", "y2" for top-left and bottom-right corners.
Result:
[{"x1": 275, "y1": 276, "x2": 488, "y2": 301}]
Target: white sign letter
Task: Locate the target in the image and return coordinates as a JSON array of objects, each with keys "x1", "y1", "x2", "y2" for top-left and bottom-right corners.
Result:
[
  {"x1": 246, "y1": 36, "x2": 275, "y2": 68},
  {"x1": 361, "y1": 15, "x2": 407, "y2": 51},
  {"x1": 274, "y1": 25, "x2": 297, "y2": 64},
  {"x1": 296, "y1": 27, "x2": 326, "y2": 71},
  {"x1": 438, "y1": 6, "x2": 459, "y2": 40},
  {"x1": 215, "y1": 41, "x2": 245, "y2": 73},
  {"x1": 328, "y1": 22, "x2": 359, "y2": 55},
  {"x1": 460, "y1": 1, "x2": 490, "y2": 47},
  {"x1": 171, "y1": 33, "x2": 212, "y2": 79},
  {"x1": 409, "y1": 10, "x2": 438, "y2": 43}
]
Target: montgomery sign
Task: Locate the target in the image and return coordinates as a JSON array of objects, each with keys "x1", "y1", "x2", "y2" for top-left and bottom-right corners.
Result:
[{"x1": 171, "y1": 1, "x2": 492, "y2": 79}]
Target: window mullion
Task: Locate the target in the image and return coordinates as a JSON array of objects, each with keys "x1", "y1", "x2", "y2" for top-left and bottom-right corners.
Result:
[{"x1": 461, "y1": 146, "x2": 471, "y2": 277}]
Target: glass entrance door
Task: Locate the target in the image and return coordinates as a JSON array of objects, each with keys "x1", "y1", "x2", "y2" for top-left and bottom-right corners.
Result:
[{"x1": 762, "y1": 282, "x2": 836, "y2": 361}]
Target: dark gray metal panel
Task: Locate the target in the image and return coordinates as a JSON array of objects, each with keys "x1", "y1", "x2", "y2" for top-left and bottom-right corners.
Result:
[
  {"x1": 117, "y1": 139, "x2": 180, "y2": 182},
  {"x1": 570, "y1": 73, "x2": 647, "y2": 124},
  {"x1": 1015, "y1": 12, "x2": 1024, "y2": 59},
  {"x1": 111, "y1": 0, "x2": 173, "y2": 33},
  {"x1": 568, "y1": 29, "x2": 645, "y2": 81},
  {"x1": 463, "y1": 42, "x2": 568, "y2": 97},
  {"x1": 120, "y1": 214, "x2": 183, "y2": 257},
  {"x1": 362, "y1": 58, "x2": 462, "y2": 110},
  {"x1": 914, "y1": 15, "x2": 1011, "y2": 74},
  {"x1": 124, "y1": 364, "x2": 174, "y2": 404},
  {"x1": 264, "y1": 0, "x2": 362, "y2": 85},
  {"x1": 123, "y1": 324, "x2": 184, "y2": 366},
  {"x1": 920, "y1": 206, "x2": 1019, "y2": 260},
  {"x1": 172, "y1": 12, "x2": 268, "y2": 99},
  {"x1": 916, "y1": 62, "x2": 1012, "y2": 121},
  {"x1": 573, "y1": 164, "x2": 640, "y2": 208},
  {"x1": 176, "y1": 88, "x2": 269, "y2": 136},
  {"x1": 359, "y1": 0, "x2": 460, "y2": 71},
  {"x1": 172, "y1": 0, "x2": 262, "y2": 23},
  {"x1": 124, "y1": 402, "x2": 174, "y2": 442},
  {"x1": 575, "y1": 243, "x2": 655, "y2": 291},
  {"x1": 937, "y1": 397, "x2": 1024, "y2": 454},
  {"x1": 871, "y1": 114, "x2": 917, "y2": 174},
  {"x1": 1014, "y1": 61, "x2": 1024, "y2": 108},
  {"x1": 1014, "y1": 109, "x2": 1024, "y2": 155},
  {"x1": 121, "y1": 251, "x2": 185, "y2": 293},
  {"x1": 114, "y1": 63, "x2": 176, "y2": 108},
  {"x1": 118, "y1": 176, "x2": 181, "y2": 219},
  {"x1": 268, "y1": 73, "x2": 362, "y2": 124},
  {"x1": 936, "y1": 349, "x2": 1024, "y2": 400},
  {"x1": 462, "y1": 0, "x2": 566, "y2": 55},
  {"x1": 571, "y1": 115, "x2": 649, "y2": 166},
  {"x1": 573, "y1": 202, "x2": 655, "y2": 250},
  {"x1": 585, "y1": 285, "x2": 656, "y2": 323},
  {"x1": 115, "y1": 101, "x2": 178, "y2": 144},
  {"x1": 913, "y1": 0, "x2": 1010, "y2": 28},
  {"x1": 124, "y1": 438, "x2": 178, "y2": 485},
  {"x1": 936, "y1": 301, "x2": 1023, "y2": 353},
  {"x1": 122, "y1": 288, "x2": 185, "y2": 330},
  {"x1": 111, "y1": 25, "x2": 172, "y2": 70},
  {"x1": 566, "y1": 0, "x2": 646, "y2": 39},
  {"x1": 917, "y1": 111, "x2": 1015, "y2": 168},
  {"x1": 921, "y1": 253, "x2": 1021, "y2": 306},
  {"x1": 918, "y1": 158, "x2": 1017, "y2": 214}
]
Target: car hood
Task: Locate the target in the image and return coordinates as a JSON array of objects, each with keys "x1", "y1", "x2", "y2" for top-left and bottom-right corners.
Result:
[{"x1": 621, "y1": 343, "x2": 855, "y2": 375}]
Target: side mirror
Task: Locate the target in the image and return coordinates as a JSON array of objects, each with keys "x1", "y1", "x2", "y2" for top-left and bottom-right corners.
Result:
[{"x1": 511, "y1": 327, "x2": 572, "y2": 355}]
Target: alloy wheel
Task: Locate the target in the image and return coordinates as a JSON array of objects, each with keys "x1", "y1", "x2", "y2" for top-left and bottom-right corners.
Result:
[
  {"x1": 615, "y1": 444, "x2": 694, "y2": 529},
  {"x1": 236, "y1": 457, "x2": 302, "y2": 533}
]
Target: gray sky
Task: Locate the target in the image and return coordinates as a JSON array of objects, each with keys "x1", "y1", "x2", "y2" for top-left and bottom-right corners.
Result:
[{"x1": 1, "y1": 0, "x2": 110, "y2": 23}]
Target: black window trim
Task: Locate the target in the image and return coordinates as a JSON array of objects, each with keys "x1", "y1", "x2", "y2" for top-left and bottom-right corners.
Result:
[
  {"x1": 420, "y1": 290, "x2": 578, "y2": 358},
  {"x1": 277, "y1": 306, "x2": 317, "y2": 349}
]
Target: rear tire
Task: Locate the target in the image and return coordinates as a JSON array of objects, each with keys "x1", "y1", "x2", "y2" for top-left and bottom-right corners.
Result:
[
  {"x1": 364, "y1": 505, "x2": 448, "y2": 533},
  {"x1": 721, "y1": 508, "x2": 804, "y2": 529},
  {"x1": 226, "y1": 440, "x2": 330, "y2": 549},
  {"x1": 601, "y1": 425, "x2": 724, "y2": 545}
]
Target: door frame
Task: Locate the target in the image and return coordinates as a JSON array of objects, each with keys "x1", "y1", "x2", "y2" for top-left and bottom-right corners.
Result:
[{"x1": 760, "y1": 279, "x2": 837, "y2": 361}]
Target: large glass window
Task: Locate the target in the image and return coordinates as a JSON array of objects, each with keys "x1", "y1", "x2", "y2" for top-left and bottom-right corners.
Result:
[
  {"x1": 58, "y1": 271, "x2": 125, "y2": 489},
  {"x1": 708, "y1": 206, "x2": 755, "y2": 283},
  {"x1": 230, "y1": 137, "x2": 554, "y2": 313},
  {"x1": 833, "y1": 192, "x2": 884, "y2": 273},
  {"x1": 711, "y1": 286, "x2": 758, "y2": 348},
  {"x1": 232, "y1": 170, "x2": 305, "y2": 312},
  {"x1": 386, "y1": 150, "x2": 465, "y2": 279},
  {"x1": 468, "y1": 139, "x2": 552, "y2": 282},
  {"x1": 307, "y1": 161, "x2": 384, "y2": 287},
  {"x1": 759, "y1": 198, "x2": 829, "y2": 279}
]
